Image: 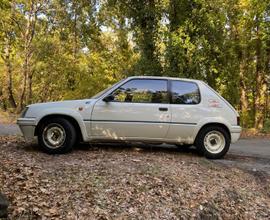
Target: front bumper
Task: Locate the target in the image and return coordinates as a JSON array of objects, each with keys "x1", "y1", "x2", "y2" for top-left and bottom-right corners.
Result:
[
  {"x1": 17, "y1": 118, "x2": 37, "y2": 139},
  {"x1": 230, "y1": 126, "x2": 242, "y2": 143}
]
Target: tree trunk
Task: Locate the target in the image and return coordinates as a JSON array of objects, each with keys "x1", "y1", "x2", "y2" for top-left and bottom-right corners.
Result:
[
  {"x1": 254, "y1": 73, "x2": 267, "y2": 129},
  {"x1": 0, "y1": 87, "x2": 7, "y2": 111},
  {"x1": 18, "y1": 1, "x2": 37, "y2": 112},
  {"x1": 1, "y1": 39, "x2": 17, "y2": 109},
  {"x1": 26, "y1": 71, "x2": 33, "y2": 104},
  {"x1": 18, "y1": 56, "x2": 28, "y2": 112},
  {"x1": 5, "y1": 57, "x2": 17, "y2": 108},
  {"x1": 254, "y1": 19, "x2": 266, "y2": 130},
  {"x1": 239, "y1": 62, "x2": 248, "y2": 127},
  {"x1": 73, "y1": 1, "x2": 78, "y2": 59}
]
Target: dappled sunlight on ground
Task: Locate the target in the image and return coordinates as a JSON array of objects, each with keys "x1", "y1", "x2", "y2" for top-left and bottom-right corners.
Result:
[{"x1": 0, "y1": 136, "x2": 270, "y2": 219}]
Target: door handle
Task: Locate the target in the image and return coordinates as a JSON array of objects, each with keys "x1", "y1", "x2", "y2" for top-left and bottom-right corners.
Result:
[{"x1": 159, "y1": 107, "x2": 168, "y2": 111}]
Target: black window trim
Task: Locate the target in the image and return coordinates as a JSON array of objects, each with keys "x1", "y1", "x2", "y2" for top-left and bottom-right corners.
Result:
[
  {"x1": 168, "y1": 80, "x2": 201, "y2": 105},
  {"x1": 107, "y1": 78, "x2": 170, "y2": 104}
]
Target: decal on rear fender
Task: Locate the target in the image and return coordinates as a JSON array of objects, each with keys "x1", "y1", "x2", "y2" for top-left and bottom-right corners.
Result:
[{"x1": 208, "y1": 99, "x2": 222, "y2": 108}]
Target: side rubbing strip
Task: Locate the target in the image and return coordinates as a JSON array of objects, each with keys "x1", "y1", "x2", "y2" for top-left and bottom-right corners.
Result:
[{"x1": 83, "y1": 119, "x2": 196, "y2": 125}]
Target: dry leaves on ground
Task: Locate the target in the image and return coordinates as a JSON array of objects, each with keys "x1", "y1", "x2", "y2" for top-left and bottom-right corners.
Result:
[
  {"x1": 0, "y1": 136, "x2": 270, "y2": 219},
  {"x1": 241, "y1": 129, "x2": 270, "y2": 139}
]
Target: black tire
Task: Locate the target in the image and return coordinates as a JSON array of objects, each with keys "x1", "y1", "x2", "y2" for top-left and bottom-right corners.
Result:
[
  {"x1": 175, "y1": 144, "x2": 193, "y2": 149},
  {"x1": 38, "y1": 117, "x2": 77, "y2": 154},
  {"x1": 195, "y1": 126, "x2": 230, "y2": 159}
]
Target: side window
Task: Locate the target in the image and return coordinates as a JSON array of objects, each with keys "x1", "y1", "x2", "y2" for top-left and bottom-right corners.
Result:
[
  {"x1": 171, "y1": 81, "x2": 200, "y2": 104},
  {"x1": 112, "y1": 79, "x2": 168, "y2": 103}
]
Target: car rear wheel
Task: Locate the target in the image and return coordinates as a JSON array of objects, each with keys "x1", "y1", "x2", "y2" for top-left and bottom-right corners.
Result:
[
  {"x1": 38, "y1": 118, "x2": 77, "y2": 154},
  {"x1": 195, "y1": 126, "x2": 230, "y2": 159}
]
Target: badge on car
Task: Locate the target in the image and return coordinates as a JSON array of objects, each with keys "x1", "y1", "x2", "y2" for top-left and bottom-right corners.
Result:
[{"x1": 208, "y1": 99, "x2": 222, "y2": 108}]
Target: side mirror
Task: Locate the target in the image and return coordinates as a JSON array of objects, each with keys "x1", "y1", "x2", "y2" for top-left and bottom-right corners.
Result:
[{"x1": 103, "y1": 94, "x2": 114, "y2": 102}]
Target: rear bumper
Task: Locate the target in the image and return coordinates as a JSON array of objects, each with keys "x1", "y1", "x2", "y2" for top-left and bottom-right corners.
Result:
[
  {"x1": 17, "y1": 118, "x2": 36, "y2": 139},
  {"x1": 231, "y1": 126, "x2": 242, "y2": 143}
]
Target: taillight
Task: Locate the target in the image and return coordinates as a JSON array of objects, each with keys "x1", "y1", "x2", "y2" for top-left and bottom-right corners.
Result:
[{"x1": 237, "y1": 116, "x2": 240, "y2": 126}]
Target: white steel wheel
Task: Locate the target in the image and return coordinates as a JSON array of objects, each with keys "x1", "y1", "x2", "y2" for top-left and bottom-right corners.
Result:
[
  {"x1": 42, "y1": 123, "x2": 66, "y2": 149},
  {"x1": 195, "y1": 126, "x2": 231, "y2": 159},
  {"x1": 203, "y1": 131, "x2": 225, "y2": 154},
  {"x1": 38, "y1": 117, "x2": 77, "y2": 154}
]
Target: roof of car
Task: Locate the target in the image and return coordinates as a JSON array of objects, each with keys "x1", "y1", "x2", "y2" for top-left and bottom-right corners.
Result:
[{"x1": 127, "y1": 76, "x2": 203, "y2": 83}]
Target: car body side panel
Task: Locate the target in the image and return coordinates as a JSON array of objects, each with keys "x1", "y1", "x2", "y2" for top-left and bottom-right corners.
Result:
[
  {"x1": 19, "y1": 100, "x2": 96, "y2": 142},
  {"x1": 37, "y1": 109, "x2": 90, "y2": 141},
  {"x1": 165, "y1": 104, "x2": 203, "y2": 143},
  {"x1": 191, "y1": 82, "x2": 241, "y2": 143},
  {"x1": 90, "y1": 101, "x2": 171, "y2": 140},
  {"x1": 199, "y1": 82, "x2": 238, "y2": 126},
  {"x1": 165, "y1": 81, "x2": 241, "y2": 144}
]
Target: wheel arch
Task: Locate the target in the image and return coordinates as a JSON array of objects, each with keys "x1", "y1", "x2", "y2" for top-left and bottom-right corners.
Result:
[
  {"x1": 35, "y1": 114, "x2": 84, "y2": 142},
  {"x1": 194, "y1": 122, "x2": 231, "y2": 143}
]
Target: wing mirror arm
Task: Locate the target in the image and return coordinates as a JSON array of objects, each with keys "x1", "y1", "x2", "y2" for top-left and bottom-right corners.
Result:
[{"x1": 103, "y1": 94, "x2": 114, "y2": 102}]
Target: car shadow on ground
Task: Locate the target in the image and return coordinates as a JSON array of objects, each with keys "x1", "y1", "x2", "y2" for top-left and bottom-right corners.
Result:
[
  {"x1": 19, "y1": 139, "x2": 200, "y2": 156},
  {"x1": 19, "y1": 140, "x2": 269, "y2": 164},
  {"x1": 76, "y1": 142, "x2": 200, "y2": 155}
]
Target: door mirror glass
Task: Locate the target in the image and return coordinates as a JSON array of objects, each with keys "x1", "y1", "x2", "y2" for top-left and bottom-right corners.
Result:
[{"x1": 103, "y1": 94, "x2": 114, "y2": 102}]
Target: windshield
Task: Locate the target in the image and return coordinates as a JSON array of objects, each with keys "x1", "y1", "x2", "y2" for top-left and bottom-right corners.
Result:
[{"x1": 91, "y1": 79, "x2": 125, "y2": 99}]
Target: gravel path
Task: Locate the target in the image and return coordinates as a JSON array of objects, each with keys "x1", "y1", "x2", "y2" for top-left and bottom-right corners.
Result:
[{"x1": 0, "y1": 124, "x2": 21, "y2": 136}]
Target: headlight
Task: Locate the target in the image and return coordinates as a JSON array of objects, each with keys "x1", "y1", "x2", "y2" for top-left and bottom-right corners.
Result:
[{"x1": 20, "y1": 107, "x2": 29, "y2": 118}]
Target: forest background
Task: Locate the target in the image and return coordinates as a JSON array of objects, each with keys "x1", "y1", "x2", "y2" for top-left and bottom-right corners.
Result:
[{"x1": 0, "y1": 0, "x2": 270, "y2": 131}]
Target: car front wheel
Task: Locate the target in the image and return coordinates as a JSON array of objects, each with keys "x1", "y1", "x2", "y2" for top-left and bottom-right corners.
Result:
[
  {"x1": 38, "y1": 118, "x2": 77, "y2": 154},
  {"x1": 195, "y1": 126, "x2": 230, "y2": 159}
]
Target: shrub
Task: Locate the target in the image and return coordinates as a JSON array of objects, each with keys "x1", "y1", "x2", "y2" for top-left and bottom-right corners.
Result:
[{"x1": 262, "y1": 118, "x2": 270, "y2": 133}]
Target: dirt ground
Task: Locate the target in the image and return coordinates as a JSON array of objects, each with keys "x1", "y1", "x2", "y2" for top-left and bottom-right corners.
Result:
[{"x1": 0, "y1": 136, "x2": 270, "y2": 219}]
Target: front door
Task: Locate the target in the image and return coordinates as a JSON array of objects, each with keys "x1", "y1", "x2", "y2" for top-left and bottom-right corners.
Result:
[{"x1": 91, "y1": 79, "x2": 171, "y2": 140}]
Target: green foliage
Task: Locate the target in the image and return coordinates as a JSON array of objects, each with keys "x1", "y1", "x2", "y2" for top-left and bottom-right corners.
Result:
[
  {"x1": 0, "y1": 0, "x2": 270, "y2": 129},
  {"x1": 262, "y1": 118, "x2": 270, "y2": 133}
]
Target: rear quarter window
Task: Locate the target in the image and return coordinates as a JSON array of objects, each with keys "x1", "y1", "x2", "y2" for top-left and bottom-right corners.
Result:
[{"x1": 171, "y1": 81, "x2": 200, "y2": 104}]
